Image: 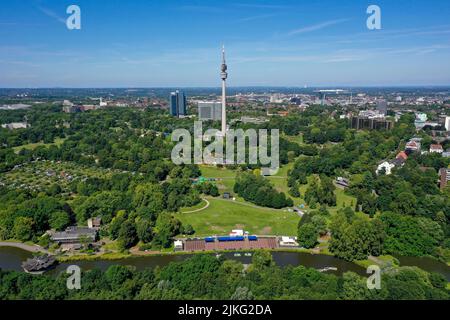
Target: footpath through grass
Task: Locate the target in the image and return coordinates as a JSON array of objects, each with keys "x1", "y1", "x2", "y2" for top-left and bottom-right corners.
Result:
[{"x1": 177, "y1": 196, "x2": 300, "y2": 237}]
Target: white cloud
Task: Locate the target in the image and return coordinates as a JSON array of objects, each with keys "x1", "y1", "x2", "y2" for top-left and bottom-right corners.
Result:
[{"x1": 287, "y1": 19, "x2": 349, "y2": 36}]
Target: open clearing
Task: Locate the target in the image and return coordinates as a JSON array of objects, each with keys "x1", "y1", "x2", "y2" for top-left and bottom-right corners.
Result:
[{"x1": 176, "y1": 196, "x2": 300, "y2": 237}]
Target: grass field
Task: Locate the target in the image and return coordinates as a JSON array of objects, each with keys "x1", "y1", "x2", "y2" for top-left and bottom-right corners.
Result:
[
  {"x1": 176, "y1": 196, "x2": 300, "y2": 237},
  {"x1": 283, "y1": 133, "x2": 304, "y2": 145},
  {"x1": 13, "y1": 137, "x2": 66, "y2": 153},
  {"x1": 179, "y1": 198, "x2": 209, "y2": 213},
  {"x1": 200, "y1": 162, "x2": 357, "y2": 214}
]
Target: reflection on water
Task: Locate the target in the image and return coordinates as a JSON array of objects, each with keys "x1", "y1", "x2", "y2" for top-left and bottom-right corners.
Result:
[
  {"x1": 0, "y1": 246, "x2": 448, "y2": 280},
  {"x1": 396, "y1": 256, "x2": 450, "y2": 280}
]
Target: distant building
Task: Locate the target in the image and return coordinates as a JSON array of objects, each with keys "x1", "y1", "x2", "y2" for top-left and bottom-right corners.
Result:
[
  {"x1": 279, "y1": 236, "x2": 299, "y2": 247},
  {"x1": 376, "y1": 156, "x2": 406, "y2": 175},
  {"x1": 170, "y1": 90, "x2": 187, "y2": 117},
  {"x1": 49, "y1": 226, "x2": 97, "y2": 244},
  {"x1": 430, "y1": 144, "x2": 444, "y2": 154},
  {"x1": 350, "y1": 117, "x2": 393, "y2": 130},
  {"x1": 1, "y1": 122, "x2": 29, "y2": 130},
  {"x1": 99, "y1": 98, "x2": 107, "y2": 107},
  {"x1": 396, "y1": 151, "x2": 408, "y2": 161},
  {"x1": 439, "y1": 168, "x2": 450, "y2": 190},
  {"x1": 63, "y1": 100, "x2": 74, "y2": 107},
  {"x1": 174, "y1": 240, "x2": 184, "y2": 251},
  {"x1": 87, "y1": 217, "x2": 102, "y2": 229},
  {"x1": 336, "y1": 177, "x2": 350, "y2": 188},
  {"x1": 445, "y1": 116, "x2": 450, "y2": 131},
  {"x1": 239, "y1": 116, "x2": 267, "y2": 124},
  {"x1": 376, "y1": 161, "x2": 396, "y2": 175},
  {"x1": 405, "y1": 139, "x2": 421, "y2": 153},
  {"x1": 376, "y1": 100, "x2": 388, "y2": 116},
  {"x1": 62, "y1": 105, "x2": 79, "y2": 113},
  {"x1": 230, "y1": 229, "x2": 244, "y2": 237},
  {"x1": 416, "y1": 113, "x2": 428, "y2": 122},
  {"x1": 198, "y1": 101, "x2": 222, "y2": 121}
]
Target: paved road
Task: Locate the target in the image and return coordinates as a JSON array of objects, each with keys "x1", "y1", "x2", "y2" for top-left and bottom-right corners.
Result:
[{"x1": 0, "y1": 241, "x2": 49, "y2": 253}]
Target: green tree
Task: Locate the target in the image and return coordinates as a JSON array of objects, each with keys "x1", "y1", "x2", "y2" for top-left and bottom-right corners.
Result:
[
  {"x1": 118, "y1": 220, "x2": 138, "y2": 250},
  {"x1": 13, "y1": 217, "x2": 35, "y2": 241},
  {"x1": 49, "y1": 211, "x2": 70, "y2": 231},
  {"x1": 297, "y1": 223, "x2": 318, "y2": 248},
  {"x1": 136, "y1": 219, "x2": 153, "y2": 243}
]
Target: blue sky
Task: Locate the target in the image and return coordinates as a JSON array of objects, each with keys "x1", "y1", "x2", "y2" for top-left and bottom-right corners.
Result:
[{"x1": 1, "y1": 0, "x2": 450, "y2": 87}]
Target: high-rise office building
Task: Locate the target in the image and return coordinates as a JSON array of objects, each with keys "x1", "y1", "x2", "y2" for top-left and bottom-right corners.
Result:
[
  {"x1": 170, "y1": 90, "x2": 187, "y2": 117},
  {"x1": 198, "y1": 101, "x2": 222, "y2": 121},
  {"x1": 376, "y1": 100, "x2": 388, "y2": 116},
  {"x1": 445, "y1": 116, "x2": 450, "y2": 131}
]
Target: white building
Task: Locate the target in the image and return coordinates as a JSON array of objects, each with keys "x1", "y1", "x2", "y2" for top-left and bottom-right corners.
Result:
[
  {"x1": 279, "y1": 236, "x2": 299, "y2": 247},
  {"x1": 376, "y1": 161, "x2": 396, "y2": 175},
  {"x1": 416, "y1": 113, "x2": 427, "y2": 122},
  {"x1": 174, "y1": 240, "x2": 183, "y2": 251},
  {"x1": 430, "y1": 144, "x2": 444, "y2": 154},
  {"x1": 230, "y1": 229, "x2": 244, "y2": 236},
  {"x1": 445, "y1": 116, "x2": 450, "y2": 131},
  {"x1": 1, "y1": 122, "x2": 29, "y2": 130}
]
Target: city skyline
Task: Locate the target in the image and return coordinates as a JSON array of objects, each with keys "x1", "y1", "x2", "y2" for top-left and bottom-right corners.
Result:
[{"x1": 1, "y1": 0, "x2": 450, "y2": 87}]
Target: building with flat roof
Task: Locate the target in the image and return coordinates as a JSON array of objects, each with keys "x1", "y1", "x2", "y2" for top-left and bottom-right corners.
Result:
[
  {"x1": 376, "y1": 100, "x2": 388, "y2": 116},
  {"x1": 198, "y1": 101, "x2": 222, "y2": 121},
  {"x1": 1, "y1": 122, "x2": 29, "y2": 130},
  {"x1": 350, "y1": 117, "x2": 393, "y2": 130},
  {"x1": 49, "y1": 226, "x2": 97, "y2": 244},
  {"x1": 170, "y1": 90, "x2": 187, "y2": 117}
]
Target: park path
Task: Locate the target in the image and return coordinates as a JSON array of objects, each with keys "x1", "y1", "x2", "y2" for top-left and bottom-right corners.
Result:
[
  {"x1": 0, "y1": 241, "x2": 49, "y2": 254},
  {"x1": 181, "y1": 198, "x2": 210, "y2": 213},
  {"x1": 212, "y1": 197, "x2": 286, "y2": 212}
]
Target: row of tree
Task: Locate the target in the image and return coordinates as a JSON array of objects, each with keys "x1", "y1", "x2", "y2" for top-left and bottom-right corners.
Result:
[{"x1": 0, "y1": 253, "x2": 447, "y2": 300}]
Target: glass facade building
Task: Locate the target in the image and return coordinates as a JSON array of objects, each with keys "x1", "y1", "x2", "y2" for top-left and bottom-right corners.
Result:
[{"x1": 170, "y1": 90, "x2": 187, "y2": 117}]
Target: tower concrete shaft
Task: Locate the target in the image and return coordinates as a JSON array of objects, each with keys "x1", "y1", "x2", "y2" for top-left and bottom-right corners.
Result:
[{"x1": 221, "y1": 46, "x2": 227, "y2": 135}]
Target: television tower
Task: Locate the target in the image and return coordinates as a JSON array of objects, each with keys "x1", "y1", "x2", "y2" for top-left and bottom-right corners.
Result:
[{"x1": 220, "y1": 45, "x2": 228, "y2": 135}]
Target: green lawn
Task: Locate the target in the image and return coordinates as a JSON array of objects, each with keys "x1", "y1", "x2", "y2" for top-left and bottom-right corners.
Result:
[
  {"x1": 13, "y1": 137, "x2": 66, "y2": 153},
  {"x1": 283, "y1": 133, "x2": 304, "y2": 145},
  {"x1": 179, "y1": 198, "x2": 209, "y2": 213},
  {"x1": 176, "y1": 197, "x2": 300, "y2": 237},
  {"x1": 200, "y1": 165, "x2": 236, "y2": 194},
  {"x1": 199, "y1": 162, "x2": 357, "y2": 215}
]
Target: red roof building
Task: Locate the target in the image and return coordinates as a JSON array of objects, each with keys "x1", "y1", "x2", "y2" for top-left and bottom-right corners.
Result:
[{"x1": 396, "y1": 151, "x2": 408, "y2": 161}]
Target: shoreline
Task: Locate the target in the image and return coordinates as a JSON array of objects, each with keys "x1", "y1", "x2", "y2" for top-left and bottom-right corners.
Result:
[
  {"x1": 0, "y1": 241, "x2": 49, "y2": 254},
  {"x1": 56, "y1": 247, "x2": 340, "y2": 263}
]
